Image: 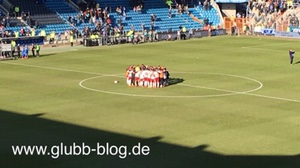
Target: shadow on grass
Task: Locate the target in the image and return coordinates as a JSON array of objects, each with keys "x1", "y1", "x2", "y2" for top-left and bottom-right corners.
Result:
[
  {"x1": 12, "y1": 53, "x2": 57, "y2": 60},
  {"x1": 294, "y1": 60, "x2": 300, "y2": 64},
  {"x1": 168, "y1": 78, "x2": 185, "y2": 86},
  {"x1": 0, "y1": 109, "x2": 299, "y2": 168},
  {"x1": 29, "y1": 53, "x2": 57, "y2": 58}
]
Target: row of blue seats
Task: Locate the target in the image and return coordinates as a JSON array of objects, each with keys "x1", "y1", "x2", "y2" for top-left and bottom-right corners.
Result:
[{"x1": 5, "y1": 2, "x2": 220, "y2": 34}]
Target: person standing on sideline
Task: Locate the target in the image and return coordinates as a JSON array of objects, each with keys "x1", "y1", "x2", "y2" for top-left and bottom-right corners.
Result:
[
  {"x1": 70, "y1": 30, "x2": 74, "y2": 47},
  {"x1": 289, "y1": 49, "x2": 295, "y2": 64},
  {"x1": 22, "y1": 45, "x2": 29, "y2": 59},
  {"x1": 17, "y1": 44, "x2": 21, "y2": 58},
  {"x1": 35, "y1": 44, "x2": 40, "y2": 57},
  {"x1": 31, "y1": 43, "x2": 36, "y2": 57},
  {"x1": 11, "y1": 40, "x2": 16, "y2": 57}
]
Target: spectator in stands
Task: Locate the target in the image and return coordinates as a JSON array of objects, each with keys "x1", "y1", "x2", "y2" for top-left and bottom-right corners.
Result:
[
  {"x1": 76, "y1": 13, "x2": 81, "y2": 25},
  {"x1": 82, "y1": 26, "x2": 91, "y2": 38},
  {"x1": 177, "y1": 4, "x2": 183, "y2": 14},
  {"x1": 183, "y1": 4, "x2": 188, "y2": 14},
  {"x1": 243, "y1": 24, "x2": 251, "y2": 35},
  {"x1": 1, "y1": 17, "x2": 5, "y2": 27},
  {"x1": 116, "y1": 6, "x2": 122, "y2": 15},
  {"x1": 22, "y1": 12, "x2": 28, "y2": 24},
  {"x1": 141, "y1": 23, "x2": 145, "y2": 32},
  {"x1": 14, "y1": 30, "x2": 19, "y2": 38},
  {"x1": 35, "y1": 20, "x2": 39, "y2": 29},
  {"x1": 39, "y1": 29, "x2": 46, "y2": 39},
  {"x1": 136, "y1": 5, "x2": 142, "y2": 13},
  {"x1": 151, "y1": 21, "x2": 155, "y2": 31},
  {"x1": 56, "y1": 33, "x2": 62, "y2": 44},
  {"x1": 68, "y1": 16, "x2": 72, "y2": 23},
  {"x1": 198, "y1": 0, "x2": 202, "y2": 7},
  {"x1": 107, "y1": 17, "x2": 112, "y2": 26},
  {"x1": 290, "y1": 14, "x2": 299, "y2": 27},
  {"x1": 31, "y1": 28, "x2": 36, "y2": 36},
  {"x1": 20, "y1": 27, "x2": 26, "y2": 36},
  {"x1": 5, "y1": 16, "x2": 10, "y2": 27},
  {"x1": 231, "y1": 22, "x2": 236, "y2": 35},
  {"x1": 204, "y1": 0, "x2": 210, "y2": 10},
  {"x1": 105, "y1": 5, "x2": 111, "y2": 13},
  {"x1": 14, "y1": 6, "x2": 20, "y2": 17},
  {"x1": 74, "y1": 28, "x2": 79, "y2": 39},
  {"x1": 168, "y1": 7, "x2": 172, "y2": 18},
  {"x1": 122, "y1": 6, "x2": 126, "y2": 14},
  {"x1": 151, "y1": 14, "x2": 157, "y2": 22},
  {"x1": 63, "y1": 29, "x2": 69, "y2": 41},
  {"x1": 122, "y1": 10, "x2": 127, "y2": 21},
  {"x1": 91, "y1": 15, "x2": 97, "y2": 25}
]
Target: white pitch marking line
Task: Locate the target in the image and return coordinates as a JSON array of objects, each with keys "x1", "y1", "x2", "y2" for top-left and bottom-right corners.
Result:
[
  {"x1": 79, "y1": 75, "x2": 244, "y2": 98},
  {"x1": 2, "y1": 61, "x2": 300, "y2": 102},
  {"x1": 246, "y1": 93, "x2": 300, "y2": 103},
  {"x1": 241, "y1": 47, "x2": 283, "y2": 51},
  {"x1": 179, "y1": 83, "x2": 254, "y2": 94},
  {"x1": 0, "y1": 61, "x2": 113, "y2": 76},
  {"x1": 79, "y1": 72, "x2": 263, "y2": 98},
  {"x1": 179, "y1": 83, "x2": 300, "y2": 102},
  {"x1": 241, "y1": 42, "x2": 293, "y2": 48}
]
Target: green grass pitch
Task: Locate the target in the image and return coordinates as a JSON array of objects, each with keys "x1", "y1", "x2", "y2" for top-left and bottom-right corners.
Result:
[{"x1": 0, "y1": 36, "x2": 300, "y2": 168}]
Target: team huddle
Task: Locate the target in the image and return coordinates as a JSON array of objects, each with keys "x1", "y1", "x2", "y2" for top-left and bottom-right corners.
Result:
[{"x1": 125, "y1": 64, "x2": 170, "y2": 88}]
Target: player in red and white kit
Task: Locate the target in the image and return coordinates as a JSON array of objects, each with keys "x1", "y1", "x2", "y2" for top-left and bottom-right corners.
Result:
[
  {"x1": 153, "y1": 69, "x2": 159, "y2": 88},
  {"x1": 125, "y1": 65, "x2": 170, "y2": 88},
  {"x1": 135, "y1": 69, "x2": 141, "y2": 87},
  {"x1": 144, "y1": 68, "x2": 150, "y2": 87}
]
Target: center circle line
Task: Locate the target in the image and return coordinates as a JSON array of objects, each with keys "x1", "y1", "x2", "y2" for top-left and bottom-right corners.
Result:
[{"x1": 79, "y1": 72, "x2": 263, "y2": 98}]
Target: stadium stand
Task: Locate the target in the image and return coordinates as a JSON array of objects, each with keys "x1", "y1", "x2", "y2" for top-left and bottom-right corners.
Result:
[
  {"x1": 7, "y1": 0, "x2": 67, "y2": 32},
  {"x1": 89, "y1": 0, "x2": 204, "y2": 32},
  {"x1": 44, "y1": 0, "x2": 77, "y2": 13},
  {"x1": 191, "y1": 5, "x2": 221, "y2": 27},
  {"x1": 8, "y1": 0, "x2": 53, "y2": 15},
  {"x1": 0, "y1": 0, "x2": 223, "y2": 41}
]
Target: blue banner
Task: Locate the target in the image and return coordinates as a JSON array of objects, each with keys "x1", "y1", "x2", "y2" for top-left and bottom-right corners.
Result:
[
  {"x1": 274, "y1": 31, "x2": 300, "y2": 38},
  {"x1": 211, "y1": 29, "x2": 226, "y2": 36},
  {"x1": 292, "y1": 28, "x2": 300, "y2": 32},
  {"x1": 215, "y1": 0, "x2": 248, "y2": 3},
  {"x1": 261, "y1": 28, "x2": 275, "y2": 35}
]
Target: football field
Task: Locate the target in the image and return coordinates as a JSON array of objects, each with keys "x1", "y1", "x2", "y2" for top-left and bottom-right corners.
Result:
[{"x1": 1, "y1": 36, "x2": 300, "y2": 168}]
